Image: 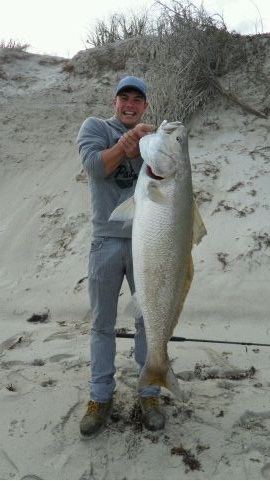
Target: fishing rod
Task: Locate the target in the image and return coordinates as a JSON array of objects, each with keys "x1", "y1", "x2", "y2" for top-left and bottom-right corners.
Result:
[{"x1": 115, "y1": 331, "x2": 270, "y2": 347}]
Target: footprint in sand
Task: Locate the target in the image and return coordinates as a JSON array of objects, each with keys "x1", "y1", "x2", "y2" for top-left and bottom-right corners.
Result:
[
  {"x1": 262, "y1": 462, "x2": 270, "y2": 479},
  {"x1": 48, "y1": 354, "x2": 74, "y2": 362},
  {"x1": 0, "y1": 447, "x2": 19, "y2": 479},
  {"x1": 0, "y1": 332, "x2": 32, "y2": 356},
  {"x1": 43, "y1": 331, "x2": 75, "y2": 342},
  {"x1": 21, "y1": 475, "x2": 43, "y2": 480},
  {"x1": 51, "y1": 401, "x2": 81, "y2": 442},
  {"x1": 237, "y1": 410, "x2": 270, "y2": 432},
  {"x1": 4, "y1": 371, "x2": 35, "y2": 395}
]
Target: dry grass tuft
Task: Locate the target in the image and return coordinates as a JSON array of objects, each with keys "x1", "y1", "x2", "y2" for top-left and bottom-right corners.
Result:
[
  {"x1": 0, "y1": 39, "x2": 30, "y2": 51},
  {"x1": 143, "y1": 0, "x2": 249, "y2": 124}
]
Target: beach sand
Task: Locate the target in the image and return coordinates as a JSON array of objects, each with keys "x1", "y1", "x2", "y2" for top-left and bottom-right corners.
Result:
[{"x1": 0, "y1": 40, "x2": 270, "y2": 479}]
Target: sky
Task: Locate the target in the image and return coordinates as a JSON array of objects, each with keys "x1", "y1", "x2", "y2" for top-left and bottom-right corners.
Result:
[{"x1": 1, "y1": 0, "x2": 270, "y2": 58}]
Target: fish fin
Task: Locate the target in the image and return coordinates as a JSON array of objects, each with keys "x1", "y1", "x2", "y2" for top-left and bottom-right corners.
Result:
[
  {"x1": 193, "y1": 200, "x2": 207, "y2": 245},
  {"x1": 181, "y1": 257, "x2": 194, "y2": 305},
  {"x1": 147, "y1": 183, "x2": 166, "y2": 203},
  {"x1": 166, "y1": 365, "x2": 186, "y2": 401},
  {"x1": 124, "y1": 293, "x2": 142, "y2": 319},
  {"x1": 122, "y1": 220, "x2": 133, "y2": 229},
  {"x1": 109, "y1": 196, "x2": 135, "y2": 222},
  {"x1": 173, "y1": 256, "x2": 194, "y2": 329},
  {"x1": 138, "y1": 358, "x2": 185, "y2": 401}
]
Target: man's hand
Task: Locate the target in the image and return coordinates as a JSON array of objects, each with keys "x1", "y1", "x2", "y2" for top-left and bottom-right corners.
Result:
[
  {"x1": 118, "y1": 123, "x2": 154, "y2": 159},
  {"x1": 118, "y1": 129, "x2": 140, "y2": 158},
  {"x1": 133, "y1": 123, "x2": 155, "y2": 139}
]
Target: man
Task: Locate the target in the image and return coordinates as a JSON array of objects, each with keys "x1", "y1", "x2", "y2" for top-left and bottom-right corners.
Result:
[{"x1": 77, "y1": 76, "x2": 165, "y2": 436}]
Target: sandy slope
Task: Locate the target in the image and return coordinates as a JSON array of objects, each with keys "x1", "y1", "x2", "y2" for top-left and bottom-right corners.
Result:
[{"x1": 0, "y1": 41, "x2": 270, "y2": 480}]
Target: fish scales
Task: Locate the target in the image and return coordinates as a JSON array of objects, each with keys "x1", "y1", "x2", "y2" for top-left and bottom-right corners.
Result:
[
  {"x1": 133, "y1": 167, "x2": 193, "y2": 353},
  {"x1": 110, "y1": 120, "x2": 206, "y2": 399},
  {"x1": 133, "y1": 125, "x2": 193, "y2": 397}
]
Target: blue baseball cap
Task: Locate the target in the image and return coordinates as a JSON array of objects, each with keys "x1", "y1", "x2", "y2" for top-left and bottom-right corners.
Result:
[{"x1": 115, "y1": 76, "x2": 147, "y2": 98}]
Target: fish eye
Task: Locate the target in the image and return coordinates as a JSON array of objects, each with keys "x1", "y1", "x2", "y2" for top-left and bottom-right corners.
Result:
[{"x1": 176, "y1": 136, "x2": 182, "y2": 143}]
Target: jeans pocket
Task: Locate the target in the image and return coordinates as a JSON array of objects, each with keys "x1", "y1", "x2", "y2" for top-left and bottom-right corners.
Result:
[
  {"x1": 89, "y1": 237, "x2": 109, "y2": 281},
  {"x1": 90, "y1": 238, "x2": 105, "y2": 253}
]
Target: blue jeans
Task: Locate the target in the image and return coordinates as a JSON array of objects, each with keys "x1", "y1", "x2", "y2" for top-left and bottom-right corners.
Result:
[{"x1": 88, "y1": 236, "x2": 159, "y2": 402}]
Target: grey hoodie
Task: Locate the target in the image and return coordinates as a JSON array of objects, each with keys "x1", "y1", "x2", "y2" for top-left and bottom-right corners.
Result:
[{"x1": 77, "y1": 116, "x2": 143, "y2": 238}]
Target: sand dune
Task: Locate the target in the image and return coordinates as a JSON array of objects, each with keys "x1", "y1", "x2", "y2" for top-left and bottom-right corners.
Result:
[{"x1": 0, "y1": 39, "x2": 270, "y2": 479}]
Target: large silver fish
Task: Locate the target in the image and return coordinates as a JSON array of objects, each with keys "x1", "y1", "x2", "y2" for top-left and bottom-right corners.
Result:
[{"x1": 110, "y1": 120, "x2": 206, "y2": 398}]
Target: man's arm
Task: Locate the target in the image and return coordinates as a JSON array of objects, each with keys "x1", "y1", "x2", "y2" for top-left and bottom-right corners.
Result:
[{"x1": 101, "y1": 142, "x2": 127, "y2": 176}]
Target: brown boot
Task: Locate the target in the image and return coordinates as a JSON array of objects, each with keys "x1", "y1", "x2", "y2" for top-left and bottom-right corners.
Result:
[
  {"x1": 140, "y1": 396, "x2": 165, "y2": 431},
  {"x1": 80, "y1": 400, "x2": 112, "y2": 436}
]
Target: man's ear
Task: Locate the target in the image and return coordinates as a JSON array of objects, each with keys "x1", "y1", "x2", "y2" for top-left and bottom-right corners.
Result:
[{"x1": 143, "y1": 101, "x2": 149, "y2": 112}]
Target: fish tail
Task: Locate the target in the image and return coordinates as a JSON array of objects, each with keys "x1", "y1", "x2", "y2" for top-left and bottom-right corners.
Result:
[
  {"x1": 138, "y1": 358, "x2": 183, "y2": 401},
  {"x1": 166, "y1": 365, "x2": 183, "y2": 400}
]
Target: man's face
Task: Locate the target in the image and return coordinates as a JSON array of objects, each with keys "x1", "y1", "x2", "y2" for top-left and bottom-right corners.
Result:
[{"x1": 113, "y1": 89, "x2": 148, "y2": 128}]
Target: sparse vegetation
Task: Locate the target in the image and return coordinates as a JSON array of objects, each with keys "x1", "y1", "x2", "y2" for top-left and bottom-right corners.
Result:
[
  {"x1": 144, "y1": 0, "x2": 268, "y2": 124},
  {"x1": 61, "y1": 61, "x2": 74, "y2": 74},
  {"x1": 212, "y1": 200, "x2": 255, "y2": 217},
  {"x1": 85, "y1": 9, "x2": 154, "y2": 47},
  {"x1": 227, "y1": 182, "x2": 245, "y2": 192},
  {"x1": 85, "y1": 0, "x2": 268, "y2": 124},
  {"x1": 252, "y1": 232, "x2": 270, "y2": 250},
  {"x1": 144, "y1": 0, "x2": 242, "y2": 123},
  {"x1": 216, "y1": 252, "x2": 229, "y2": 270},
  {"x1": 220, "y1": 231, "x2": 270, "y2": 271},
  {"x1": 171, "y1": 444, "x2": 201, "y2": 472},
  {"x1": 0, "y1": 68, "x2": 7, "y2": 79},
  {"x1": 6, "y1": 383, "x2": 16, "y2": 392},
  {"x1": 194, "y1": 190, "x2": 213, "y2": 206},
  {"x1": 0, "y1": 39, "x2": 30, "y2": 51}
]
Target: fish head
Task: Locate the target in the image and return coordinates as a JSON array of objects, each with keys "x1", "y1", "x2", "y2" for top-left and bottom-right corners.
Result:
[{"x1": 139, "y1": 120, "x2": 187, "y2": 180}]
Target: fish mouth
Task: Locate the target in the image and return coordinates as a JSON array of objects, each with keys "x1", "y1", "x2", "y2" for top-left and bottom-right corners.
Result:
[
  {"x1": 146, "y1": 165, "x2": 164, "y2": 180},
  {"x1": 161, "y1": 121, "x2": 183, "y2": 133}
]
